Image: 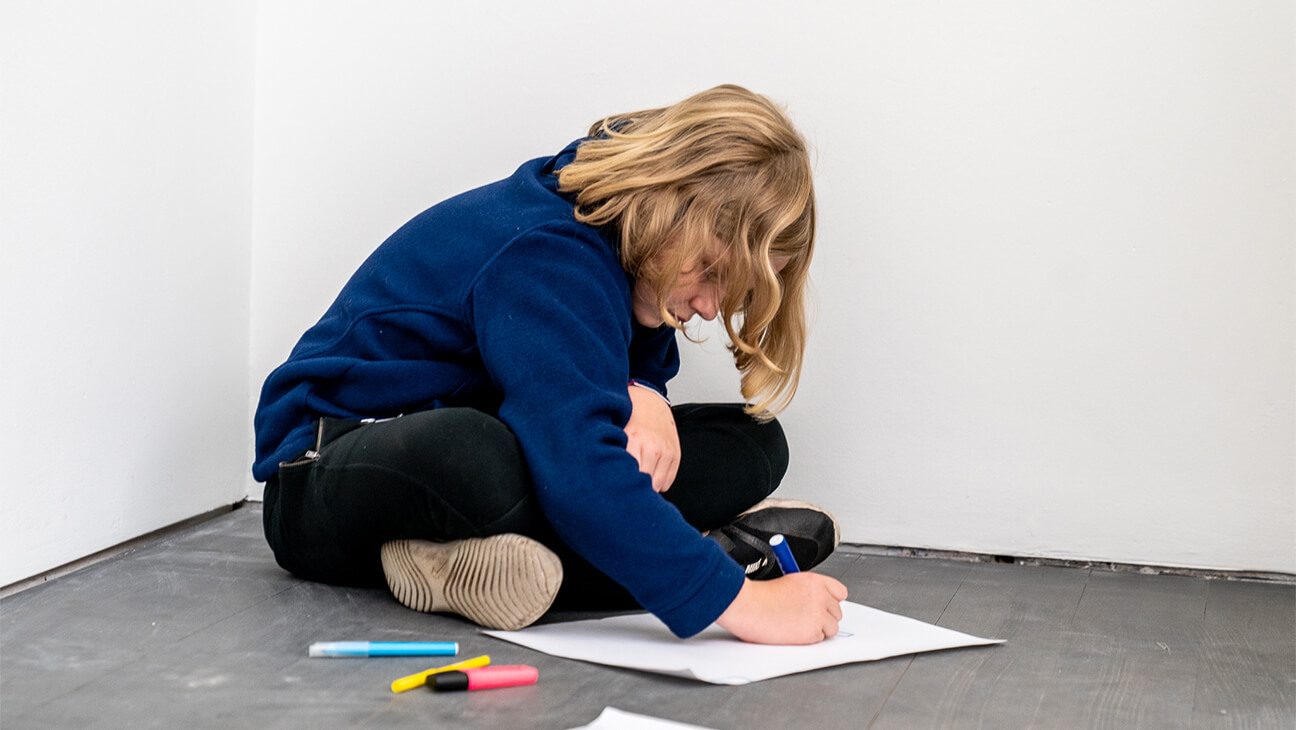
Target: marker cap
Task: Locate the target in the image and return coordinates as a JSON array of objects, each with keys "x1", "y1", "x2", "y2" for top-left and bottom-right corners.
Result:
[
  {"x1": 429, "y1": 671, "x2": 470, "y2": 692},
  {"x1": 308, "y1": 641, "x2": 367, "y2": 657}
]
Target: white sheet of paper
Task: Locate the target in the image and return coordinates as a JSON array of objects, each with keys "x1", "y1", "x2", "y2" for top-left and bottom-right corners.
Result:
[
  {"x1": 568, "y1": 707, "x2": 715, "y2": 730},
  {"x1": 485, "y1": 600, "x2": 1002, "y2": 685}
]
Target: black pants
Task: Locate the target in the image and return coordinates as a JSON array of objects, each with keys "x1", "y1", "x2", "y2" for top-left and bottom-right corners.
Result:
[{"x1": 262, "y1": 403, "x2": 788, "y2": 609}]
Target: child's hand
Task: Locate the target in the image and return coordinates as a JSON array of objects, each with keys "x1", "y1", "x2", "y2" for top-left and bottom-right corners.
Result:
[
  {"x1": 625, "y1": 384, "x2": 679, "y2": 492},
  {"x1": 715, "y1": 574, "x2": 848, "y2": 645}
]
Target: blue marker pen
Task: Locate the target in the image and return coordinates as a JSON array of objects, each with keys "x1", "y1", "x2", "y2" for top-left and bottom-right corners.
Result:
[
  {"x1": 769, "y1": 534, "x2": 800, "y2": 575},
  {"x1": 308, "y1": 641, "x2": 458, "y2": 658}
]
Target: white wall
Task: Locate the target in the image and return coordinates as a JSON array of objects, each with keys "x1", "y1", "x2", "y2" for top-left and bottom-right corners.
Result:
[
  {"x1": 250, "y1": 0, "x2": 1293, "y2": 575},
  {"x1": 776, "y1": 2, "x2": 1295, "y2": 575},
  {"x1": 0, "y1": 1, "x2": 256, "y2": 586}
]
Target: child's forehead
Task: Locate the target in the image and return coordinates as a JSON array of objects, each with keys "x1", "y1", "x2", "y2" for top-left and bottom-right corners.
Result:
[
  {"x1": 679, "y1": 232, "x2": 786, "y2": 270},
  {"x1": 671, "y1": 232, "x2": 726, "y2": 261}
]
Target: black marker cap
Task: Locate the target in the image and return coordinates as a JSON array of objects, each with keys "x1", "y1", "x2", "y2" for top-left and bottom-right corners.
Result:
[{"x1": 427, "y1": 670, "x2": 469, "y2": 692}]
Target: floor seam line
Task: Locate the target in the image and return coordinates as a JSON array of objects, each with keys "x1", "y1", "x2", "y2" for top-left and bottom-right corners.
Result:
[{"x1": 866, "y1": 656, "x2": 917, "y2": 730}]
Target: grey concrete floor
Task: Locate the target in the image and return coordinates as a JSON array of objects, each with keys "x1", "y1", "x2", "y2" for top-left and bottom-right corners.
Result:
[{"x1": 2, "y1": 504, "x2": 1292, "y2": 729}]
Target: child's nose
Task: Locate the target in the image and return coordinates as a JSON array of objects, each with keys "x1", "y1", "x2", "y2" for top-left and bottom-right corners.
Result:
[{"x1": 693, "y1": 293, "x2": 719, "y2": 321}]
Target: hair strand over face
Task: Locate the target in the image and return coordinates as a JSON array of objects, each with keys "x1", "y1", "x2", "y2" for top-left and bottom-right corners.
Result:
[{"x1": 557, "y1": 84, "x2": 817, "y2": 419}]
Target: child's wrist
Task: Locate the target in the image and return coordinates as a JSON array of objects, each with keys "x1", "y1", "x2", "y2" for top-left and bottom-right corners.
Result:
[{"x1": 628, "y1": 379, "x2": 671, "y2": 405}]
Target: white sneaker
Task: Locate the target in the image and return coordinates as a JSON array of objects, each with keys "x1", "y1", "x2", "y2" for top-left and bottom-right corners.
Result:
[{"x1": 380, "y1": 534, "x2": 563, "y2": 631}]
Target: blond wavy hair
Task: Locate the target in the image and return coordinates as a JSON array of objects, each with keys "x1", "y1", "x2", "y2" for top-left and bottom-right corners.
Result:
[{"x1": 557, "y1": 84, "x2": 816, "y2": 419}]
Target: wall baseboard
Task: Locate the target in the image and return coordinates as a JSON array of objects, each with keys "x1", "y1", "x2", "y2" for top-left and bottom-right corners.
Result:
[
  {"x1": 841, "y1": 543, "x2": 1296, "y2": 585},
  {"x1": 0, "y1": 500, "x2": 249, "y2": 600}
]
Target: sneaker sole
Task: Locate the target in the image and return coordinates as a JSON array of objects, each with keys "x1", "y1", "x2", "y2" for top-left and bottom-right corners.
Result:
[
  {"x1": 380, "y1": 535, "x2": 563, "y2": 631},
  {"x1": 738, "y1": 497, "x2": 841, "y2": 548}
]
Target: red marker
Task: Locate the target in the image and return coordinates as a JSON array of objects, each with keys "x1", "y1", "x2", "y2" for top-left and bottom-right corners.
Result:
[{"x1": 426, "y1": 665, "x2": 538, "y2": 692}]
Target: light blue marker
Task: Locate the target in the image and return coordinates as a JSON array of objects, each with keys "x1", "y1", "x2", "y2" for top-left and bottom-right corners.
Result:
[
  {"x1": 769, "y1": 534, "x2": 800, "y2": 575},
  {"x1": 308, "y1": 641, "x2": 458, "y2": 657}
]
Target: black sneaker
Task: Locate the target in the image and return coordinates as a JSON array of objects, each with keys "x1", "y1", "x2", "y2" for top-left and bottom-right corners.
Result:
[{"x1": 707, "y1": 498, "x2": 840, "y2": 580}]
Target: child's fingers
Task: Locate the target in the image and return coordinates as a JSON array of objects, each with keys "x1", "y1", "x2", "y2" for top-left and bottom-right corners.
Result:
[{"x1": 822, "y1": 614, "x2": 840, "y2": 639}]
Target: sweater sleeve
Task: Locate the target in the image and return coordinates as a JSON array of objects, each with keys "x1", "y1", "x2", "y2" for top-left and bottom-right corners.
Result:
[
  {"x1": 467, "y1": 226, "x2": 745, "y2": 638},
  {"x1": 627, "y1": 322, "x2": 680, "y2": 398}
]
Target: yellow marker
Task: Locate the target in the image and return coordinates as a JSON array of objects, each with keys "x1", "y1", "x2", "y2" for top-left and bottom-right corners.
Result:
[{"x1": 390, "y1": 655, "x2": 491, "y2": 693}]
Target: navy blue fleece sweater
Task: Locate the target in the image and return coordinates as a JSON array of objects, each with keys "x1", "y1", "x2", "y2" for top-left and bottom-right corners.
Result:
[{"x1": 252, "y1": 139, "x2": 746, "y2": 637}]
